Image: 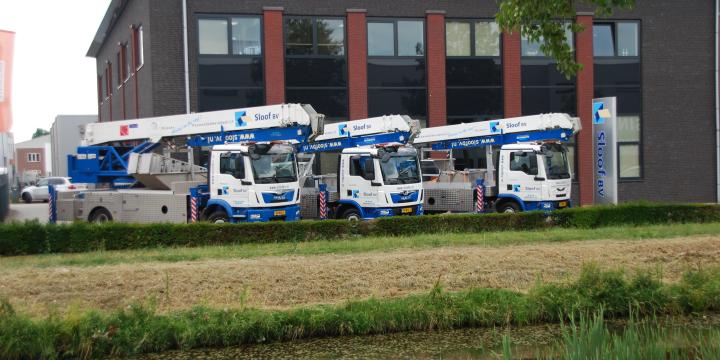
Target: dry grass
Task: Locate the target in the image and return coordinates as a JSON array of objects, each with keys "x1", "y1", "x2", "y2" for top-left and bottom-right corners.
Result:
[{"x1": 1, "y1": 235, "x2": 719, "y2": 317}]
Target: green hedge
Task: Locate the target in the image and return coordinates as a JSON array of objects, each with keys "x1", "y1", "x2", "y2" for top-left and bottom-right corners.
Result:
[{"x1": 1, "y1": 203, "x2": 719, "y2": 256}]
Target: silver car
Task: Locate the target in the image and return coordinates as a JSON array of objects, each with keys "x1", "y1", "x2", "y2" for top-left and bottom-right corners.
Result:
[{"x1": 20, "y1": 177, "x2": 72, "y2": 203}]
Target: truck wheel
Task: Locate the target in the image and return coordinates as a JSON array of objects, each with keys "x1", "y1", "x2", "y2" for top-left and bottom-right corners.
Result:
[
  {"x1": 342, "y1": 208, "x2": 361, "y2": 221},
  {"x1": 21, "y1": 193, "x2": 33, "y2": 203},
  {"x1": 89, "y1": 208, "x2": 113, "y2": 222},
  {"x1": 207, "y1": 210, "x2": 230, "y2": 224},
  {"x1": 497, "y1": 202, "x2": 521, "y2": 214}
]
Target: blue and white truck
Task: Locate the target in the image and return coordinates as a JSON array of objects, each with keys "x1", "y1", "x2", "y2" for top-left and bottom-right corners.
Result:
[
  {"x1": 412, "y1": 113, "x2": 581, "y2": 213},
  {"x1": 54, "y1": 104, "x2": 323, "y2": 223}
]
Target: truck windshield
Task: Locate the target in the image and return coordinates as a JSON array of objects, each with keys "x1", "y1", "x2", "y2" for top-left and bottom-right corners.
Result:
[
  {"x1": 543, "y1": 146, "x2": 571, "y2": 180},
  {"x1": 251, "y1": 153, "x2": 298, "y2": 184},
  {"x1": 380, "y1": 156, "x2": 421, "y2": 185}
]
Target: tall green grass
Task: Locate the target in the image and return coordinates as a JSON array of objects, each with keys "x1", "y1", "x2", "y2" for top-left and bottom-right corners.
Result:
[
  {"x1": 1, "y1": 265, "x2": 720, "y2": 359},
  {"x1": 540, "y1": 310, "x2": 720, "y2": 359}
]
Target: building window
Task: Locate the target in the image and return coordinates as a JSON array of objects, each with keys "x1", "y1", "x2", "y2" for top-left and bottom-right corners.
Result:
[
  {"x1": 286, "y1": 17, "x2": 344, "y2": 56},
  {"x1": 133, "y1": 25, "x2": 144, "y2": 69},
  {"x1": 593, "y1": 22, "x2": 639, "y2": 57},
  {"x1": 106, "y1": 63, "x2": 113, "y2": 98},
  {"x1": 285, "y1": 17, "x2": 347, "y2": 120},
  {"x1": 197, "y1": 15, "x2": 264, "y2": 112},
  {"x1": 27, "y1": 153, "x2": 40, "y2": 163},
  {"x1": 97, "y1": 75, "x2": 104, "y2": 103},
  {"x1": 368, "y1": 19, "x2": 424, "y2": 57},
  {"x1": 594, "y1": 21, "x2": 642, "y2": 180},
  {"x1": 445, "y1": 20, "x2": 503, "y2": 169},
  {"x1": 116, "y1": 52, "x2": 122, "y2": 87},
  {"x1": 122, "y1": 43, "x2": 130, "y2": 82},
  {"x1": 521, "y1": 25, "x2": 574, "y2": 57},
  {"x1": 232, "y1": 17, "x2": 262, "y2": 55},
  {"x1": 199, "y1": 19, "x2": 229, "y2": 55},
  {"x1": 446, "y1": 21, "x2": 500, "y2": 57},
  {"x1": 367, "y1": 19, "x2": 426, "y2": 121}
]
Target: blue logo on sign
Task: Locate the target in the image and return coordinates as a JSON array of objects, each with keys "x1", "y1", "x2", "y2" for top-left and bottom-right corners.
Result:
[
  {"x1": 339, "y1": 123, "x2": 349, "y2": 136},
  {"x1": 222, "y1": 186, "x2": 230, "y2": 195},
  {"x1": 593, "y1": 102, "x2": 607, "y2": 124},
  {"x1": 490, "y1": 121, "x2": 501, "y2": 134},
  {"x1": 513, "y1": 184, "x2": 521, "y2": 192},
  {"x1": 351, "y1": 190, "x2": 359, "y2": 198}
]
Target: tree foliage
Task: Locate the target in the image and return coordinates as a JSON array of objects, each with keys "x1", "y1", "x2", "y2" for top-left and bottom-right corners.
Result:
[
  {"x1": 31, "y1": 128, "x2": 49, "y2": 139},
  {"x1": 496, "y1": 0, "x2": 635, "y2": 78}
]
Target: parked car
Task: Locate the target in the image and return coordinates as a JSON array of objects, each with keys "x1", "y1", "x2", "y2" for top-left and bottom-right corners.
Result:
[{"x1": 20, "y1": 177, "x2": 72, "y2": 203}]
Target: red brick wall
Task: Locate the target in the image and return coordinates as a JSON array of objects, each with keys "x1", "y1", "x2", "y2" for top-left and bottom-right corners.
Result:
[
  {"x1": 16, "y1": 148, "x2": 46, "y2": 178},
  {"x1": 263, "y1": 7, "x2": 285, "y2": 105},
  {"x1": 502, "y1": 31, "x2": 522, "y2": 118},
  {"x1": 575, "y1": 14, "x2": 595, "y2": 206},
  {"x1": 426, "y1": 11, "x2": 447, "y2": 128},
  {"x1": 347, "y1": 9, "x2": 368, "y2": 120}
]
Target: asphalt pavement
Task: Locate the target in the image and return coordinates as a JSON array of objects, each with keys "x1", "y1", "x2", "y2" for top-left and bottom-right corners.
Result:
[{"x1": 6, "y1": 202, "x2": 49, "y2": 223}]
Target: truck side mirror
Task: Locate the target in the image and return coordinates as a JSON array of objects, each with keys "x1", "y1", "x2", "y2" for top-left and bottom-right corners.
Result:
[{"x1": 363, "y1": 158, "x2": 375, "y2": 181}]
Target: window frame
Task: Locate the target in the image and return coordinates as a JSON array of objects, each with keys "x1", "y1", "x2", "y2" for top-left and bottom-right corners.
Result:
[
  {"x1": 367, "y1": 18, "x2": 426, "y2": 58},
  {"x1": 593, "y1": 20, "x2": 643, "y2": 181},
  {"x1": 445, "y1": 18, "x2": 504, "y2": 123},
  {"x1": 133, "y1": 25, "x2": 145, "y2": 70},
  {"x1": 284, "y1": 16, "x2": 346, "y2": 58},
  {"x1": 27, "y1": 153, "x2": 41, "y2": 163},
  {"x1": 445, "y1": 19, "x2": 501, "y2": 58},
  {"x1": 520, "y1": 23, "x2": 575, "y2": 58},
  {"x1": 197, "y1": 14, "x2": 264, "y2": 57},
  {"x1": 593, "y1": 21, "x2": 641, "y2": 60}
]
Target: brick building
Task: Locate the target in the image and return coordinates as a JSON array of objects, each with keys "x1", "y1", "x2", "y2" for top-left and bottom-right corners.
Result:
[
  {"x1": 15, "y1": 134, "x2": 51, "y2": 185},
  {"x1": 88, "y1": 0, "x2": 719, "y2": 205}
]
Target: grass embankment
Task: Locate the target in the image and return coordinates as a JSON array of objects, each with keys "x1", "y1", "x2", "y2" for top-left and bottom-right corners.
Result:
[
  {"x1": 1, "y1": 265, "x2": 719, "y2": 359},
  {"x1": 3, "y1": 222, "x2": 720, "y2": 269}
]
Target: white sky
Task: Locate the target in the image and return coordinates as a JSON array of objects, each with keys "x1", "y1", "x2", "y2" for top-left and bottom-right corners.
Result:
[{"x1": 0, "y1": 0, "x2": 111, "y2": 143}]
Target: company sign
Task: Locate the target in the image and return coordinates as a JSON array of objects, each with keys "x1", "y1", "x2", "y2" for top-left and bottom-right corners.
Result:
[{"x1": 593, "y1": 97, "x2": 618, "y2": 205}]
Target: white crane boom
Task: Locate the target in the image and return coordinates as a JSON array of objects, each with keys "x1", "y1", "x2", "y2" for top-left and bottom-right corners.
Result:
[
  {"x1": 413, "y1": 113, "x2": 580, "y2": 147},
  {"x1": 82, "y1": 104, "x2": 323, "y2": 146}
]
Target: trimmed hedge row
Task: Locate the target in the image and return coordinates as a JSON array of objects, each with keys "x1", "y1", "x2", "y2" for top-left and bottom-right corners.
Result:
[{"x1": 1, "y1": 203, "x2": 719, "y2": 256}]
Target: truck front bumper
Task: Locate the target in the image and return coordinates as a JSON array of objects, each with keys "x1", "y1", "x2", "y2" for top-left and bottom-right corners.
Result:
[
  {"x1": 233, "y1": 205, "x2": 301, "y2": 222},
  {"x1": 363, "y1": 204, "x2": 424, "y2": 219}
]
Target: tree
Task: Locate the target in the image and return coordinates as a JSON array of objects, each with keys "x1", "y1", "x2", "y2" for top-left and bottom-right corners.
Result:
[
  {"x1": 496, "y1": 0, "x2": 635, "y2": 78},
  {"x1": 32, "y1": 128, "x2": 49, "y2": 139}
]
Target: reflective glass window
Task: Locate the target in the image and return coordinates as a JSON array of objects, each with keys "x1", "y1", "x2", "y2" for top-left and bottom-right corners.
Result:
[
  {"x1": 397, "y1": 20, "x2": 424, "y2": 56},
  {"x1": 368, "y1": 22, "x2": 395, "y2": 56},
  {"x1": 199, "y1": 19, "x2": 229, "y2": 55},
  {"x1": 231, "y1": 17, "x2": 261, "y2": 55}
]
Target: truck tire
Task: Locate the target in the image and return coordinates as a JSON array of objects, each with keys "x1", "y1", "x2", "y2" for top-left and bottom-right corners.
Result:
[
  {"x1": 89, "y1": 208, "x2": 113, "y2": 222},
  {"x1": 21, "y1": 193, "x2": 33, "y2": 203},
  {"x1": 341, "y1": 208, "x2": 362, "y2": 221},
  {"x1": 207, "y1": 210, "x2": 230, "y2": 224},
  {"x1": 497, "y1": 201, "x2": 521, "y2": 214}
]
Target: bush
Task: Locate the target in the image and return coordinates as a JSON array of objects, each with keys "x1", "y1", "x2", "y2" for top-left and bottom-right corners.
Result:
[{"x1": 0, "y1": 203, "x2": 719, "y2": 256}]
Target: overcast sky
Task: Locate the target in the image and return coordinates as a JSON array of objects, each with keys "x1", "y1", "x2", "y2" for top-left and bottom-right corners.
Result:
[{"x1": 0, "y1": 0, "x2": 110, "y2": 143}]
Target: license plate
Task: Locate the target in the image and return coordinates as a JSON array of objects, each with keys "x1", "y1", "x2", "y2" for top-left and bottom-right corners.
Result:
[
  {"x1": 401, "y1": 207, "x2": 413, "y2": 214},
  {"x1": 558, "y1": 201, "x2": 568, "y2": 208},
  {"x1": 274, "y1": 210, "x2": 286, "y2": 216}
]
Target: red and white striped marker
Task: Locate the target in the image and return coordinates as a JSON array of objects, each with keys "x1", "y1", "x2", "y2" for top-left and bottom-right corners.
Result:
[
  {"x1": 190, "y1": 197, "x2": 198, "y2": 223},
  {"x1": 475, "y1": 184, "x2": 485, "y2": 213},
  {"x1": 319, "y1": 190, "x2": 327, "y2": 220}
]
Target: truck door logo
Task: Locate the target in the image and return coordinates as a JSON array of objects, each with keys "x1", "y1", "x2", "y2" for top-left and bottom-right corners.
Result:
[
  {"x1": 351, "y1": 190, "x2": 359, "y2": 198},
  {"x1": 513, "y1": 184, "x2": 521, "y2": 192},
  {"x1": 222, "y1": 186, "x2": 230, "y2": 195},
  {"x1": 235, "y1": 111, "x2": 253, "y2": 127}
]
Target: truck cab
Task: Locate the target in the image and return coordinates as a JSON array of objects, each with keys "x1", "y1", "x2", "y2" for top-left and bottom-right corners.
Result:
[
  {"x1": 205, "y1": 142, "x2": 301, "y2": 222},
  {"x1": 335, "y1": 145, "x2": 424, "y2": 220},
  {"x1": 496, "y1": 142, "x2": 572, "y2": 213}
]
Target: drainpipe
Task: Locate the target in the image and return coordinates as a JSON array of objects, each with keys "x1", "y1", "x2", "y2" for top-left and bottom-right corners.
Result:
[
  {"x1": 716, "y1": 0, "x2": 720, "y2": 203},
  {"x1": 182, "y1": 0, "x2": 190, "y2": 114}
]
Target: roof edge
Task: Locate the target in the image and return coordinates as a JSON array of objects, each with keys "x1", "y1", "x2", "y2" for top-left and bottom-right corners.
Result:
[{"x1": 86, "y1": 0, "x2": 126, "y2": 58}]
